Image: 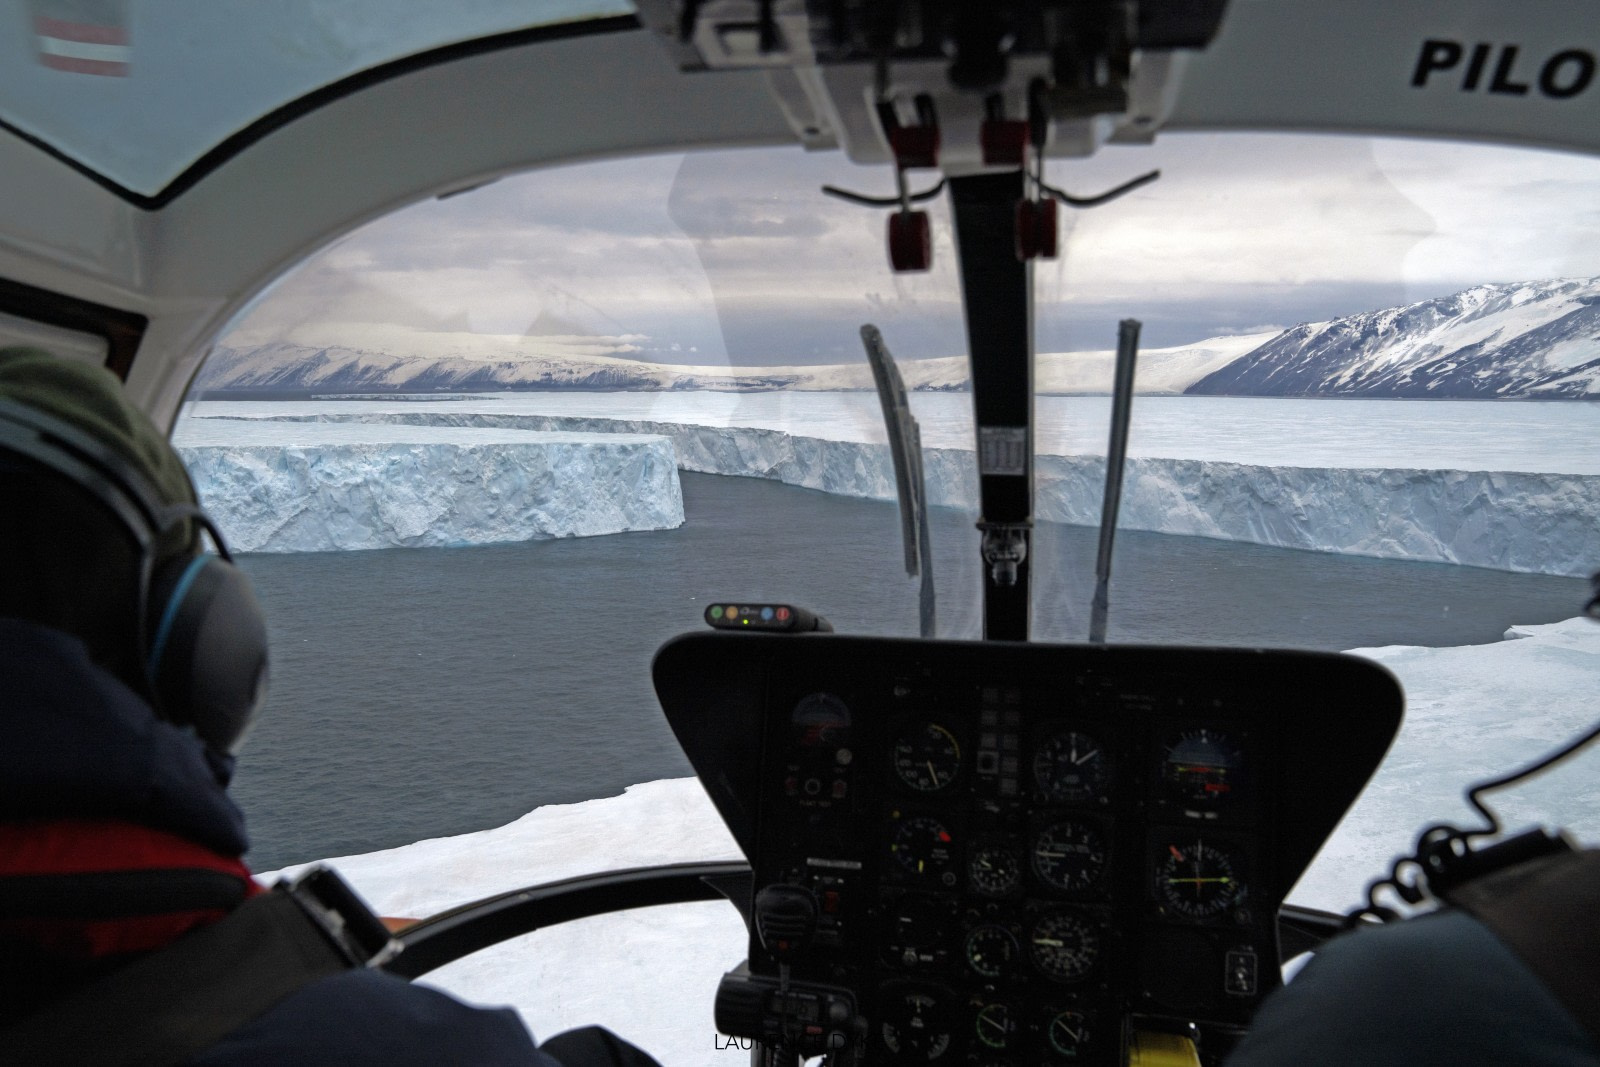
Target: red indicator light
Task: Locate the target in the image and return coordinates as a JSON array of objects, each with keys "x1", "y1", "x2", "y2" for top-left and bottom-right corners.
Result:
[{"x1": 776, "y1": 606, "x2": 791, "y2": 621}]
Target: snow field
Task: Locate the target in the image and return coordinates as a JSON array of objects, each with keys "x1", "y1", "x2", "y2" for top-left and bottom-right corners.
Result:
[{"x1": 263, "y1": 618, "x2": 1600, "y2": 1065}]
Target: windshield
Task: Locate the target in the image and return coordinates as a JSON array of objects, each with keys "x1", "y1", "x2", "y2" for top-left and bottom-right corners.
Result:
[
  {"x1": 0, "y1": 0, "x2": 632, "y2": 197},
  {"x1": 176, "y1": 133, "x2": 1600, "y2": 1057}
]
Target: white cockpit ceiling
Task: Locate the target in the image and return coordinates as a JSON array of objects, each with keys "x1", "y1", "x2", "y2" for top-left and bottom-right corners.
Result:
[{"x1": 0, "y1": 0, "x2": 633, "y2": 197}]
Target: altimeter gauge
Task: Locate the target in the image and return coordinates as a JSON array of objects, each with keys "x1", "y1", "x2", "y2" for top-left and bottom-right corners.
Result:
[{"x1": 1033, "y1": 730, "x2": 1113, "y2": 803}]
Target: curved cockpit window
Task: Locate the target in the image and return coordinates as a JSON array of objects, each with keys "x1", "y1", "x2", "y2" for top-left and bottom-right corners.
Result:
[
  {"x1": 0, "y1": 0, "x2": 632, "y2": 197},
  {"x1": 178, "y1": 135, "x2": 1600, "y2": 1051}
]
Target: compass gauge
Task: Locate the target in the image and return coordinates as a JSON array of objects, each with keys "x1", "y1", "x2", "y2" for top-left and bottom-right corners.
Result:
[{"x1": 1155, "y1": 839, "x2": 1243, "y2": 918}]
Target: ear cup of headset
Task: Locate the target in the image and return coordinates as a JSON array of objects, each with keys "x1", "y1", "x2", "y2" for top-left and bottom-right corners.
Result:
[{"x1": 146, "y1": 554, "x2": 270, "y2": 754}]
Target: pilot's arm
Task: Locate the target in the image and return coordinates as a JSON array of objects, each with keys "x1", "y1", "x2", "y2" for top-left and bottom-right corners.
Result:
[{"x1": 1225, "y1": 909, "x2": 1600, "y2": 1066}]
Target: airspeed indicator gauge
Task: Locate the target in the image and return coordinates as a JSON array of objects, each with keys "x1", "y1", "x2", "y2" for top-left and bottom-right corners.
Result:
[{"x1": 893, "y1": 721, "x2": 962, "y2": 793}]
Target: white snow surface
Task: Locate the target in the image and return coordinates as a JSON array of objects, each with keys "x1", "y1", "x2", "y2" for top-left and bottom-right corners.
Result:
[
  {"x1": 262, "y1": 618, "x2": 1600, "y2": 1063},
  {"x1": 184, "y1": 397, "x2": 1600, "y2": 576},
  {"x1": 171, "y1": 419, "x2": 683, "y2": 552},
  {"x1": 195, "y1": 332, "x2": 1274, "y2": 395}
]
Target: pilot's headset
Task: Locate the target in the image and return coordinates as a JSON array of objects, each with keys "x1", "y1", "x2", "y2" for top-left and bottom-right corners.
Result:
[{"x1": 0, "y1": 382, "x2": 268, "y2": 754}]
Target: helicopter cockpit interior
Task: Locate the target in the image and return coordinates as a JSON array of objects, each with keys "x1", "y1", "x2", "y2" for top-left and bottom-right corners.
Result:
[{"x1": 2, "y1": 0, "x2": 1598, "y2": 1065}]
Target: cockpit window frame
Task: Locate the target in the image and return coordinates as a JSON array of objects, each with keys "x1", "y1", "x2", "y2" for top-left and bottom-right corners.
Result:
[{"x1": 0, "y1": 13, "x2": 639, "y2": 213}]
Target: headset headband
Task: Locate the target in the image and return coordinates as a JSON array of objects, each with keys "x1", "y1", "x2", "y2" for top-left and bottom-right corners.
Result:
[{"x1": 0, "y1": 399, "x2": 232, "y2": 560}]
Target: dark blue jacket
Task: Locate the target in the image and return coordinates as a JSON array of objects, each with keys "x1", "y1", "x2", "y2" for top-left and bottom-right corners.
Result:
[
  {"x1": 1, "y1": 618, "x2": 569, "y2": 1065},
  {"x1": 1226, "y1": 908, "x2": 1600, "y2": 1066}
]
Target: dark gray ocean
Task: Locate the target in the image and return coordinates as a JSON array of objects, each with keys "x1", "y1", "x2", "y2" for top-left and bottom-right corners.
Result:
[{"x1": 232, "y1": 472, "x2": 1590, "y2": 870}]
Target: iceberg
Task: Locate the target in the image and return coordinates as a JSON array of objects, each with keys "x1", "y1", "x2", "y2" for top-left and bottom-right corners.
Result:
[
  {"x1": 191, "y1": 410, "x2": 1600, "y2": 576},
  {"x1": 172, "y1": 419, "x2": 683, "y2": 553}
]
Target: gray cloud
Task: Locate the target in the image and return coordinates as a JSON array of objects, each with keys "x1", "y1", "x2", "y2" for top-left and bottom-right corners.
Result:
[{"x1": 222, "y1": 133, "x2": 1600, "y2": 365}]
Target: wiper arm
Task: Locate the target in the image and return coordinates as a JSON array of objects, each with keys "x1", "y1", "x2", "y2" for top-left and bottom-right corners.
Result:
[
  {"x1": 1089, "y1": 318, "x2": 1141, "y2": 644},
  {"x1": 861, "y1": 325, "x2": 936, "y2": 638}
]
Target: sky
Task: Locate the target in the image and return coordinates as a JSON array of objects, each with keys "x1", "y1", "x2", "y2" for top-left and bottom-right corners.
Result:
[{"x1": 222, "y1": 131, "x2": 1600, "y2": 366}]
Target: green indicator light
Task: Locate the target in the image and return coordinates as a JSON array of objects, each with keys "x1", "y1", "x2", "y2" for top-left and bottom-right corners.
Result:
[
  {"x1": 742, "y1": 617, "x2": 749, "y2": 625},
  {"x1": 709, "y1": 605, "x2": 724, "y2": 619}
]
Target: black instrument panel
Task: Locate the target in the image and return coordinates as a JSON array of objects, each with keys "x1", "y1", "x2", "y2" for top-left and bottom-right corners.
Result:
[{"x1": 654, "y1": 634, "x2": 1402, "y2": 1065}]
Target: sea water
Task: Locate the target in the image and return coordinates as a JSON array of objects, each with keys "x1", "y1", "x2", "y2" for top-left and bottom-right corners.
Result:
[{"x1": 232, "y1": 471, "x2": 1589, "y2": 870}]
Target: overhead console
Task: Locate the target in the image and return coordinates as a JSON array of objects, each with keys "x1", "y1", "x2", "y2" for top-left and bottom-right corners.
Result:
[{"x1": 654, "y1": 633, "x2": 1401, "y2": 1065}]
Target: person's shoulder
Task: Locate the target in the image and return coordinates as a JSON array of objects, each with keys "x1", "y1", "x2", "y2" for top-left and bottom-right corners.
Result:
[
  {"x1": 186, "y1": 968, "x2": 559, "y2": 1066},
  {"x1": 1226, "y1": 910, "x2": 1600, "y2": 1066}
]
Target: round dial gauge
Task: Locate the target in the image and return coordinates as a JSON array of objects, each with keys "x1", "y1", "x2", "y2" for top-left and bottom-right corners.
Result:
[
  {"x1": 880, "y1": 991, "x2": 952, "y2": 1060},
  {"x1": 1156, "y1": 840, "x2": 1242, "y2": 918},
  {"x1": 893, "y1": 722, "x2": 963, "y2": 793},
  {"x1": 1163, "y1": 729, "x2": 1244, "y2": 808},
  {"x1": 964, "y1": 924, "x2": 1018, "y2": 979},
  {"x1": 1047, "y1": 1009, "x2": 1092, "y2": 1059},
  {"x1": 1033, "y1": 730, "x2": 1112, "y2": 803},
  {"x1": 1029, "y1": 910, "x2": 1100, "y2": 982},
  {"x1": 1031, "y1": 821, "x2": 1108, "y2": 893},
  {"x1": 972, "y1": 1002, "x2": 1017, "y2": 1051},
  {"x1": 888, "y1": 815, "x2": 956, "y2": 880},
  {"x1": 968, "y1": 846, "x2": 1022, "y2": 896}
]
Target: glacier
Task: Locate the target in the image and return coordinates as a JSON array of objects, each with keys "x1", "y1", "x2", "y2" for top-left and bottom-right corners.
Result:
[
  {"x1": 171, "y1": 420, "x2": 683, "y2": 552},
  {"x1": 190, "y1": 410, "x2": 1600, "y2": 576}
]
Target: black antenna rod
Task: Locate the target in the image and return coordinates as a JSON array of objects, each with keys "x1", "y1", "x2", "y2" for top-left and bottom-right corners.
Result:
[{"x1": 1089, "y1": 318, "x2": 1140, "y2": 644}]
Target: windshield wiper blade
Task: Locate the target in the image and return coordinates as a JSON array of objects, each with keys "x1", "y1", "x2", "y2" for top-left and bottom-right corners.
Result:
[
  {"x1": 862, "y1": 324, "x2": 936, "y2": 638},
  {"x1": 1089, "y1": 318, "x2": 1141, "y2": 644}
]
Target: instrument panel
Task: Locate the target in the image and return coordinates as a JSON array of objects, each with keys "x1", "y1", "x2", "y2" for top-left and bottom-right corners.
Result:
[{"x1": 654, "y1": 634, "x2": 1402, "y2": 1066}]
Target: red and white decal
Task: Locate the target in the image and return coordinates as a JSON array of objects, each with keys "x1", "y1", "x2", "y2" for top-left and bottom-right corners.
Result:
[{"x1": 32, "y1": 7, "x2": 131, "y2": 77}]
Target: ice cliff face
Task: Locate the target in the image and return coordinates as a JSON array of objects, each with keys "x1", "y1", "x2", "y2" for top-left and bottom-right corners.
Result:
[
  {"x1": 172, "y1": 421, "x2": 683, "y2": 552},
  {"x1": 193, "y1": 412, "x2": 1599, "y2": 576}
]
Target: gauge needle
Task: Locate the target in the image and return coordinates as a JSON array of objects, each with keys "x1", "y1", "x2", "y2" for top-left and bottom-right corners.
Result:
[
  {"x1": 1035, "y1": 937, "x2": 1064, "y2": 947},
  {"x1": 927, "y1": 760, "x2": 938, "y2": 782},
  {"x1": 1169, "y1": 845, "x2": 1185, "y2": 861},
  {"x1": 1072, "y1": 748, "x2": 1099, "y2": 765}
]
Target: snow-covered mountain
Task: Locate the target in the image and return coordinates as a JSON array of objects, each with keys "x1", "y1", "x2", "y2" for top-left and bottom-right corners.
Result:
[
  {"x1": 193, "y1": 331, "x2": 1271, "y2": 396},
  {"x1": 1188, "y1": 278, "x2": 1600, "y2": 399},
  {"x1": 196, "y1": 278, "x2": 1600, "y2": 398}
]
